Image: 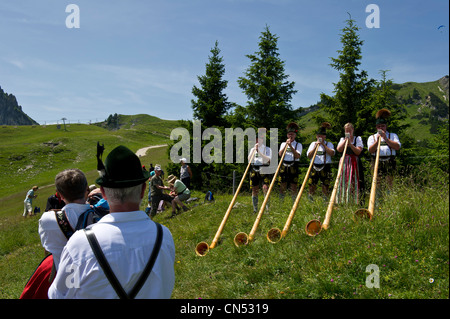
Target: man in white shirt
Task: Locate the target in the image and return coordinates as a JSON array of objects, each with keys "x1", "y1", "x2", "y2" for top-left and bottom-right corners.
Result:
[
  {"x1": 20, "y1": 171, "x2": 89, "y2": 299},
  {"x1": 367, "y1": 109, "x2": 401, "y2": 188},
  {"x1": 248, "y1": 128, "x2": 272, "y2": 212},
  {"x1": 307, "y1": 123, "x2": 335, "y2": 198},
  {"x1": 49, "y1": 145, "x2": 175, "y2": 299},
  {"x1": 278, "y1": 122, "x2": 302, "y2": 202},
  {"x1": 39, "y1": 169, "x2": 90, "y2": 271}
]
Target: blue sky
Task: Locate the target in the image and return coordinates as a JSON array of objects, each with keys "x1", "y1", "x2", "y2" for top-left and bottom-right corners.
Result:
[{"x1": 0, "y1": 0, "x2": 448, "y2": 125}]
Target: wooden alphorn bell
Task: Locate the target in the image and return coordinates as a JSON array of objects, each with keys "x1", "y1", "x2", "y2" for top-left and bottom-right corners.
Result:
[
  {"x1": 195, "y1": 150, "x2": 256, "y2": 256},
  {"x1": 234, "y1": 145, "x2": 288, "y2": 246},
  {"x1": 266, "y1": 143, "x2": 319, "y2": 243},
  {"x1": 354, "y1": 136, "x2": 382, "y2": 220},
  {"x1": 305, "y1": 138, "x2": 348, "y2": 236}
]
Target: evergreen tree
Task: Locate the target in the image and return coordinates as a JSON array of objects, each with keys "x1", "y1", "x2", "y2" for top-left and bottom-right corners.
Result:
[
  {"x1": 365, "y1": 70, "x2": 408, "y2": 135},
  {"x1": 191, "y1": 40, "x2": 231, "y2": 128},
  {"x1": 429, "y1": 119, "x2": 449, "y2": 173},
  {"x1": 319, "y1": 18, "x2": 375, "y2": 138},
  {"x1": 237, "y1": 25, "x2": 297, "y2": 130},
  {"x1": 365, "y1": 70, "x2": 416, "y2": 170},
  {"x1": 169, "y1": 41, "x2": 235, "y2": 192}
]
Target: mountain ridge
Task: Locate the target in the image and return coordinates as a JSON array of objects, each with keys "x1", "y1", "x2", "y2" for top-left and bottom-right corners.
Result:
[{"x1": 0, "y1": 86, "x2": 38, "y2": 126}]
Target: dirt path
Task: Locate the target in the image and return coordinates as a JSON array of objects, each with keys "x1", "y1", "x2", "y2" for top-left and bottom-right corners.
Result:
[
  {"x1": 135, "y1": 144, "x2": 168, "y2": 157},
  {"x1": 14, "y1": 144, "x2": 169, "y2": 193}
]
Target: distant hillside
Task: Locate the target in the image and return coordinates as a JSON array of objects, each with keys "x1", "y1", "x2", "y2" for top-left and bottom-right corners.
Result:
[
  {"x1": 95, "y1": 113, "x2": 180, "y2": 138},
  {"x1": 393, "y1": 75, "x2": 449, "y2": 138},
  {"x1": 298, "y1": 76, "x2": 449, "y2": 142},
  {"x1": 0, "y1": 115, "x2": 180, "y2": 198},
  {"x1": 0, "y1": 86, "x2": 38, "y2": 126},
  {"x1": 395, "y1": 75, "x2": 449, "y2": 106}
]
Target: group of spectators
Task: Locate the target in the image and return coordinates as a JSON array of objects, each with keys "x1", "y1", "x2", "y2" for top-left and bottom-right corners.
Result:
[
  {"x1": 146, "y1": 161, "x2": 192, "y2": 219},
  {"x1": 21, "y1": 145, "x2": 177, "y2": 299}
]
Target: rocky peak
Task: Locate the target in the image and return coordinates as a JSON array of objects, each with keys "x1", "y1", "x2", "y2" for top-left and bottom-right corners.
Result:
[{"x1": 0, "y1": 86, "x2": 38, "y2": 126}]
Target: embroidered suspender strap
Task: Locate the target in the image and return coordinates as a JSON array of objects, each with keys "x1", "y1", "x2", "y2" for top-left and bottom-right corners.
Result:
[
  {"x1": 84, "y1": 222, "x2": 163, "y2": 299},
  {"x1": 55, "y1": 210, "x2": 75, "y2": 240},
  {"x1": 373, "y1": 133, "x2": 394, "y2": 160},
  {"x1": 283, "y1": 141, "x2": 299, "y2": 162}
]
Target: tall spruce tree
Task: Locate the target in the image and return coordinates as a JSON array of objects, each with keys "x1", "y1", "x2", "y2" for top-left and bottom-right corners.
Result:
[
  {"x1": 366, "y1": 70, "x2": 408, "y2": 134},
  {"x1": 237, "y1": 25, "x2": 297, "y2": 130},
  {"x1": 366, "y1": 70, "x2": 414, "y2": 170},
  {"x1": 191, "y1": 40, "x2": 231, "y2": 128},
  {"x1": 319, "y1": 18, "x2": 374, "y2": 137}
]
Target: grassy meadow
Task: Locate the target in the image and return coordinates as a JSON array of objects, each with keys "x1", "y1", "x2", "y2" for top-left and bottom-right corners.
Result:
[
  {"x1": 0, "y1": 117, "x2": 448, "y2": 299},
  {"x1": 0, "y1": 116, "x2": 177, "y2": 298},
  {"x1": 157, "y1": 172, "x2": 448, "y2": 299}
]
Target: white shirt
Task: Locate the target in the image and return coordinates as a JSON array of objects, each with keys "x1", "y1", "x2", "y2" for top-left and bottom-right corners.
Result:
[
  {"x1": 48, "y1": 211, "x2": 175, "y2": 299},
  {"x1": 367, "y1": 131, "x2": 401, "y2": 157},
  {"x1": 307, "y1": 141, "x2": 335, "y2": 165},
  {"x1": 38, "y1": 203, "x2": 91, "y2": 271},
  {"x1": 279, "y1": 141, "x2": 302, "y2": 162},
  {"x1": 338, "y1": 136, "x2": 364, "y2": 152},
  {"x1": 249, "y1": 144, "x2": 272, "y2": 166}
]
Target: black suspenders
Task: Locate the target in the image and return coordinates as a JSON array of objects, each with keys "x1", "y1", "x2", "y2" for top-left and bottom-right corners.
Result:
[{"x1": 84, "y1": 222, "x2": 163, "y2": 299}]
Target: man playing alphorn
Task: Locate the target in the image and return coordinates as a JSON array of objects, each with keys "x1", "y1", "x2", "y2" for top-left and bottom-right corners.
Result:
[
  {"x1": 249, "y1": 128, "x2": 272, "y2": 213},
  {"x1": 367, "y1": 108, "x2": 401, "y2": 189},
  {"x1": 307, "y1": 122, "x2": 335, "y2": 198},
  {"x1": 278, "y1": 122, "x2": 302, "y2": 202}
]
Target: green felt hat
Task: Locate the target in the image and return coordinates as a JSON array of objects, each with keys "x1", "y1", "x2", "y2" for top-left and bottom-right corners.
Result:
[
  {"x1": 376, "y1": 108, "x2": 391, "y2": 125},
  {"x1": 96, "y1": 145, "x2": 150, "y2": 188},
  {"x1": 286, "y1": 122, "x2": 299, "y2": 133},
  {"x1": 316, "y1": 122, "x2": 331, "y2": 135},
  {"x1": 376, "y1": 117, "x2": 388, "y2": 124}
]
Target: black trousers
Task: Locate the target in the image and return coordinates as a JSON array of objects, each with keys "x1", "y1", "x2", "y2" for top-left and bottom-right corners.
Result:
[{"x1": 149, "y1": 193, "x2": 173, "y2": 217}]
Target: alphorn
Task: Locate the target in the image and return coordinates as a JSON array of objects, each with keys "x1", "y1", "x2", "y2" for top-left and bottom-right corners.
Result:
[
  {"x1": 354, "y1": 136, "x2": 382, "y2": 220},
  {"x1": 195, "y1": 150, "x2": 256, "y2": 256},
  {"x1": 305, "y1": 138, "x2": 349, "y2": 236},
  {"x1": 266, "y1": 143, "x2": 319, "y2": 243},
  {"x1": 234, "y1": 145, "x2": 288, "y2": 246}
]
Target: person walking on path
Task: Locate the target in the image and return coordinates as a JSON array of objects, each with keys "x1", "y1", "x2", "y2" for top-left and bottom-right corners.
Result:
[{"x1": 23, "y1": 186, "x2": 38, "y2": 217}]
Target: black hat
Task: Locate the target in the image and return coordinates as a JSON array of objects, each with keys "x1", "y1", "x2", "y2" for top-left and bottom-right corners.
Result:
[
  {"x1": 317, "y1": 122, "x2": 331, "y2": 135},
  {"x1": 96, "y1": 145, "x2": 150, "y2": 188},
  {"x1": 376, "y1": 108, "x2": 391, "y2": 125},
  {"x1": 286, "y1": 122, "x2": 299, "y2": 133}
]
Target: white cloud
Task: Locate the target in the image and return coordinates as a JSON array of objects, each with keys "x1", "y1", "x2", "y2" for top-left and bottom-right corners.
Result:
[
  {"x1": 83, "y1": 63, "x2": 195, "y2": 97},
  {"x1": 5, "y1": 59, "x2": 25, "y2": 69}
]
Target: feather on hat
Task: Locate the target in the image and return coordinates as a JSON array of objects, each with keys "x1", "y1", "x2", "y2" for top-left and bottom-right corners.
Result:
[
  {"x1": 95, "y1": 145, "x2": 150, "y2": 188},
  {"x1": 96, "y1": 142, "x2": 106, "y2": 177}
]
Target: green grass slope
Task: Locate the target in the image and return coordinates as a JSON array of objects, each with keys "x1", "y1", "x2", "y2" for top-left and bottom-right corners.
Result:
[
  {"x1": 0, "y1": 115, "x2": 179, "y2": 197},
  {"x1": 0, "y1": 114, "x2": 179, "y2": 298},
  {"x1": 0, "y1": 113, "x2": 448, "y2": 299},
  {"x1": 156, "y1": 171, "x2": 448, "y2": 299}
]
